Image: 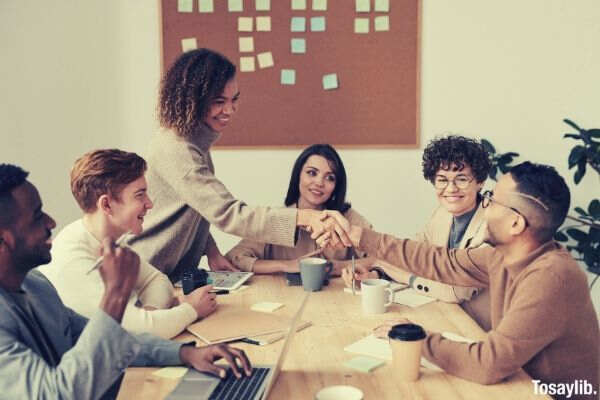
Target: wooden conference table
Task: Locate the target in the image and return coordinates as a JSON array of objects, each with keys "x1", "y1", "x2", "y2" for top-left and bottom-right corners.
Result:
[{"x1": 117, "y1": 276, "x2": 548, "y2": 400}]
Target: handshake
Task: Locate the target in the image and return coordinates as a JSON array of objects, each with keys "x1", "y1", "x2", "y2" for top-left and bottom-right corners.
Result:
[{"x1": 301, "y1": 209, "x2": 362, "y2": 250}]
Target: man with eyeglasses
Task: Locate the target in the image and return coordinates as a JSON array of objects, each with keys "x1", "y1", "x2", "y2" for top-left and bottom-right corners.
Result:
[{"x1": 329, "y1": 161, "x2": 599, "y2": 399}]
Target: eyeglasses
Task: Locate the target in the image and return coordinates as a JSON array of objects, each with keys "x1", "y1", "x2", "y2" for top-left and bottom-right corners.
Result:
[
  {"x1": 433, "y1": 175, "x2": 474, "y2": 190},
  {"x1": 481, "y1": 190, "x2": 529, "y2": 227}
]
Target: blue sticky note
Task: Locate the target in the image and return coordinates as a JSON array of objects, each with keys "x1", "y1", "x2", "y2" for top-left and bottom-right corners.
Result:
[
  {"x1": 291, "y1": 16, "x2": 306, "y2": 32},
  {"x1": 291, "y1": 38, "x2": 306, "y2": 54},
  {"x1": 281, "y1": 69, "x2": 296, "y2": 85},
  {"x1": 322, "y1": 73, "x2": 338, "y2": 90},
  {"x1": 310, "y1": 16, "x2": 326, "y2": 32}
]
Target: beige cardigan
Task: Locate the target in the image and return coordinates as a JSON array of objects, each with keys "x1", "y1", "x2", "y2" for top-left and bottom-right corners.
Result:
[
  {"x1": 226, "y1": 206, "x2": 372, "y2": 271},
  {"x1": 129, "y1": 125, "x2": 297, "y2": 279},
  {"x1": 360, "y1": 229, "x2": 599, "y2": 394},
  {"x1": 415, "y1": 203, "x2": 492, "y2": 331}
]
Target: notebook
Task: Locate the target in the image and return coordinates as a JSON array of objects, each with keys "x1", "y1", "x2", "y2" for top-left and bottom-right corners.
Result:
[{"x1": 167, "y1": 293, "x2": 311, "y2": 400}]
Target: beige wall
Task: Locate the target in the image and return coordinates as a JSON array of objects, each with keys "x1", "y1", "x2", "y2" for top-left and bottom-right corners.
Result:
[{"x1": 1, "y1": 0, "x2": 599, "y2": 307}]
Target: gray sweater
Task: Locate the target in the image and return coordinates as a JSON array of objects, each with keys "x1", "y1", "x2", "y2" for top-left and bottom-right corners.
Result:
[{"x1": 129, "y1": 125, "x2": 297, "y2": 279}]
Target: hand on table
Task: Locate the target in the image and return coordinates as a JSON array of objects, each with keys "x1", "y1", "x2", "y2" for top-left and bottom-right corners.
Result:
[
  {"x1": 182, "y1": 285, "x2": 217, "y2": 318},
  {"x1": 208, "y1": 252, "x2": 240, "y2": 272},
  {"x1": 179, "y1": 344, "x2": 252, "y2": 379}
]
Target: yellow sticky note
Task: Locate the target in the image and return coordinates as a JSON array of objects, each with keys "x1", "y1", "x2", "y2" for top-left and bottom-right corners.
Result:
[
  {"x1": 228, "y1": 0, "x2": 243, "y2": 12},
  {"x1": 238, "y1": 17, "x2": 253, "y2": 32},
  {"x1": 291, "y1": 0, "x2": 306, "y2": 10},
  {"x1": 257, "y1": 51, "x2": 274, "y2": 68},
  {"x1": 256, "y1": 16, "x2": 271, "y2": 31},
  {"x1": 354, "y1": 18, "x2": 369, "y2": 34},
  {"x1": 312, "y1": 0, "x2": 327, "y2": 11},
  {"x1": 374, "y1": 15, "x2": 389, "y2": 31},
  {"x1": 239, "y1": 37, "x2": 254, "y2": 52},
  {"x1": 356, "y1": 0, "x2": 370, "y2": 13},
  {"x1": 198, "y1": 0, "x2": 214, "y2": 12},
  {"x1": 239, "y1": 57, "x2": 255, "y2": 72},
  {"x1": 181, "y1": 38, "x2": 198, "y2": 52},
  {"x1": 178, "y1": 0, "x2": 193, "y2": 12},
  {"x1": 152, "y1": 367, "x2": 189, "y2": 379},
  {"x1": 251, "y1": 302, "x2": 284, "y2": 312},
  {"x1": 255, "y1": 0, "x2": 270, "y2": 11},
  {"x1": 374, "y1": 0, "x2": 389, "y2": 12}
]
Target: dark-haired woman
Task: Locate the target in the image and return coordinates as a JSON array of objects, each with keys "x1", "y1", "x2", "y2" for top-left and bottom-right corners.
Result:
[
  {"x1": 128, "y1": 49, "x2": 350, "y2": 282},
  {"x1": 226, "y1": 144, "x2": 373, "y2": 275}
]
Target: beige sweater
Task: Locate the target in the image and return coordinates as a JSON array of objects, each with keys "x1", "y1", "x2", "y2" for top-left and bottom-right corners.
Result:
[
  {"x1": 415, "y1": 203, "x2": 492, "y2": 331},
  {"x1": 359, "y1": 228, "x2": 599, "y2": 396},
  {"x1": 226, "y1": 206, "x2": 372, "y2": 271},
  {"x1": 38, "y1": 219, "x2": 197, "y2": 339},
  {"x1": 129, "y1": 125, "x2": 297, "y2": 278}
]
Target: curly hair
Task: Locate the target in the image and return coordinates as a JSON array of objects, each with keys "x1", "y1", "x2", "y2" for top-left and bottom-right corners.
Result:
[
  {"x1": 422, "y1": 135, "x2": 491, "y2": 183},
  {"x1": 159, "y1": 49, "x2": 236, "y2": 138},
  {"x1": 70, "y1": 149, "x2": 147, "y2": 213},
  {"x1": 0, "y1": 164, "x2": 29, "y2": 226}
]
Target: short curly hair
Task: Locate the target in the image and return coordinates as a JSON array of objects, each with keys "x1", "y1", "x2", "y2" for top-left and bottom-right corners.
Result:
[
  {"x1": 159, "y1": 48, "x2": 236, "y2": 138},
  {"x1": 422, "y1": 135, "x2": 491, "y2": 183}
]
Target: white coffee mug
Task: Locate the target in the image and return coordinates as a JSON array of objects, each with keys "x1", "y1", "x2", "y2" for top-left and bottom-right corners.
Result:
[{"x1": 361, "y1": 279, "x2": 393, "y2": 314}]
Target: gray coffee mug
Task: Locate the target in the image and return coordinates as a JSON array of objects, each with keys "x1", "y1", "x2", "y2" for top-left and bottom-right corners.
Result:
[{"x1": 299, "y1": 257, "x2": 333, "y2": 292}]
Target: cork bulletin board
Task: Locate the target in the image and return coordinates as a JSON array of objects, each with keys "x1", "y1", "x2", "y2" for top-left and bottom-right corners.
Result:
[{"x1": 160, "y1": 0, "x2": 420, "y2": 147}]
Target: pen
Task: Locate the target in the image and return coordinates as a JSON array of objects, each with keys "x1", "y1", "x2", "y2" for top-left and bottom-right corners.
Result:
[{"x1": 85, "y1": 234, "x2": 130, "y2": 275}]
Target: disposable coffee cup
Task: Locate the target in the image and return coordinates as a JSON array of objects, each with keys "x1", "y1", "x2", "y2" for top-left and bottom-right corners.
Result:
[
  {"x1": 361, "y1": 279, "x2": 393, "y2": 314},
  {"x1": 299, "y1": 257, "x2": 333, "y2": 292},
  {"x1": 388, "y1": 323, "x2": 427, "y2": 382}
]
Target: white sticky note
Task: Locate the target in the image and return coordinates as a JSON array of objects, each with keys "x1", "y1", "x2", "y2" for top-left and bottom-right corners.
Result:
[
  {"x1": 374, "y1": 0, "x2": 390, "y2": 12},
  {"x1": 291, "y1": 38, "x2": 306, "y2": 54},
  {"x1": 374, "y1": 15, "x2": 389, "y2": 31},
  {"x1": 239, "y1": 57, "x2": 255, "y2": 72},
  {"x1": 354, "y1": 17, "x2": 369, "y2": 33},
  {"x1": 312, "y1": 0, "x2": 327, "y2": 11},
  {"x1": 291, "y1": 0, "x2": 306, "y2": 10},
  {"x1": 198, "y1": 0, "x2": 214, "y2": 12},
  {"x1": 257, "y1": 51, "x2": 274, "y2": 68},
  {"x1": 291, "y1": 16, "x2": 306, "y2": 32},
  {"x1": 251, "y1": 302, "x2": 284, "y2": 312},
  {"x1": 178, "y1": 0, "x2": 193, "y2": 12},
  {"x1": 181, "y1": 38, "x2": 198, "y2": 52},
  {"x1": 356, "y1": 0, "x2": 370, "y2": 13},
  {"x1": 281, "y1": 69, "x2": 296, "y2": 85},
  {"x1": 256, "y1": 16, "x2": 271, "y2": 31},
  {"x1": 322, "y1": 73, "x2": 338, "y2": 90},
  {"x1": 238, "y1": 17, "x2": 253, "y2": 31},
  {"x1": 228, "y1": 0, "x2": 243, "y2": 12},
  {"x1": 255, "y1": 0, "x2": 270, "y2": 11},
  {"x1": 153, "y1": 367, "x2": 189, "y2": 379},
  {"x1": 238, "y1": 37, "x2": 254, "y2": 52}
]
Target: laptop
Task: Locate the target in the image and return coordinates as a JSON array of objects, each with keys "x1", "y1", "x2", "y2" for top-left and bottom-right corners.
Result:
[{"x1": 166, "y1": 293, "x2": 311, "y2": 400}]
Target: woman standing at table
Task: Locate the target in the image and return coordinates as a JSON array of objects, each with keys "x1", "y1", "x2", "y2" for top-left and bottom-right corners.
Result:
[
  {"x1": 128, "y1": 49, "x2": 349, "y2": 282},
  {"x1": 343, "y1": 135, "x2": 492, "y2": 330},
  {"x1": 226, "y1": 144, "x2": 374, "y2": 275}
]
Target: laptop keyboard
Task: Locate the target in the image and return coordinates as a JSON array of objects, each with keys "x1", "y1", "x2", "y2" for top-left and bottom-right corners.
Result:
[{"x1": 209, "y1": 367, "x2": 270, "y2": 400}]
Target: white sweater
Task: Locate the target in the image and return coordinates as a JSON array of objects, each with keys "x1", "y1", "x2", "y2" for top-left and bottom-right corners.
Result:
[{"x1": 39, "y1": 219, "x2": 197, "y2": 339}]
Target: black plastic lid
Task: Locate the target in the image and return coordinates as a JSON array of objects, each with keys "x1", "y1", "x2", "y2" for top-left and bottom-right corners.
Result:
[{"x1": 388, "y1": 323, "x2": 426, "y2": 341}]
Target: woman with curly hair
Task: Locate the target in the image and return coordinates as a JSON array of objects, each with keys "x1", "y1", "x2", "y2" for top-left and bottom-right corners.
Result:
[
  {"x1": 128, "y1": 49, "x2": 350, "y2": 282},
  {"x1": 226, "y1": 144, "x2": 374, "y2": 275},
  {"x1": 342, "y1": 135, "x2": 492, "y2": 330}
]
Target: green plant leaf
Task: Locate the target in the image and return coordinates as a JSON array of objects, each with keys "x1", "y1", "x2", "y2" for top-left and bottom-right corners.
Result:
[
  {"x1": 567, "y1": 228, "x2": 589, "y2": 243},
  {"x1": 589, "y1": 199, "x2": 600, "y2": 219},
  {"x1": 574, "y1": 207, "x2": 589, "y2": 216},
  {"x1": 563, "y1": 118, "x2": 582, "y2": 132},
  {"x1": 568, "y1": 146, "x2": 586, "y2": 168},
  {"x1": 481, "y1": 139, "x2": 496, "y2": 154},
  {"x1": 554, "y1": 231, "x2": 569, "y2": 242},
  {"x1": 574, "y1": 159, "x2": 587, "y2": 184}
]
